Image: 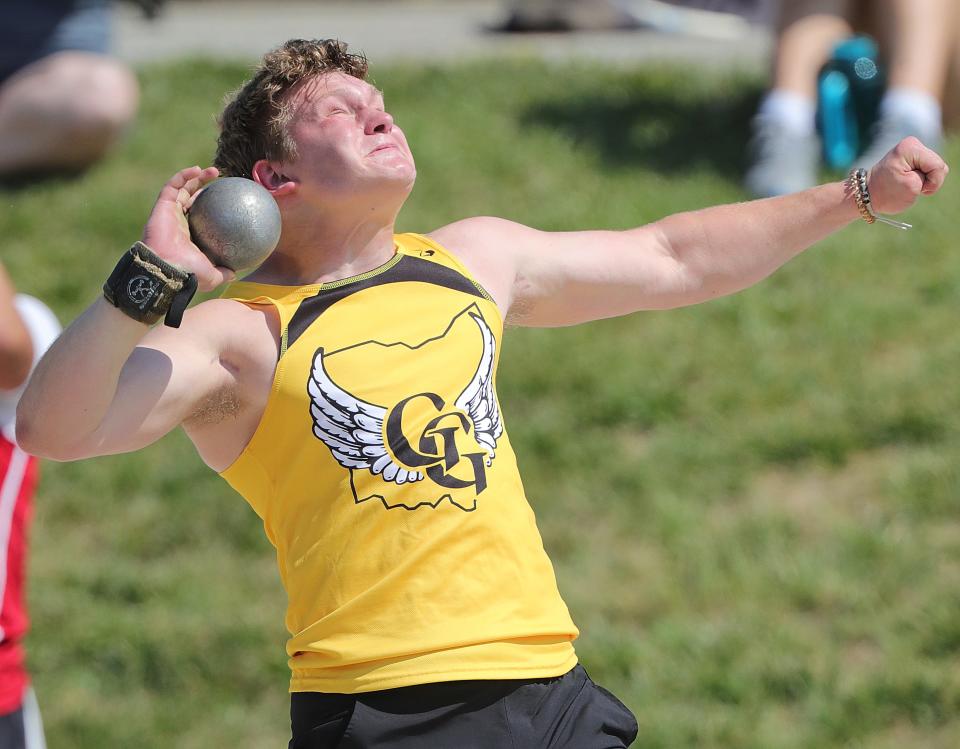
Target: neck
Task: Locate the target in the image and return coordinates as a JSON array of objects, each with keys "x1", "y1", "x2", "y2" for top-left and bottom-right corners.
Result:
[{"x1": 246, "y1": 199, "x2": 400, "y2": 286}]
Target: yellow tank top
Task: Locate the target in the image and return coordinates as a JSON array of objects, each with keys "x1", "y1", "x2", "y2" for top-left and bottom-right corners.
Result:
[{"x1": 220, "y1": 233, "x2": 579, "y2": 694}]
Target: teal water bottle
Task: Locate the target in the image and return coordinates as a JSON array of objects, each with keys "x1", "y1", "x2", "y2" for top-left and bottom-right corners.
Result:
[{"x1": 817, "y1": 36, "x2": 886, "y2": 169}]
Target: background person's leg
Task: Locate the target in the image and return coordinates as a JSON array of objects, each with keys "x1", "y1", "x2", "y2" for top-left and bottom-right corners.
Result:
[
  {"x1": 773, "y1": 0, "x2": 857, "y2": 100},
  {"x1": 855, "y1": 0, "x2": 956, "y2": 165},
  {"x1": 945, "y1": 5, "x2": 960, "y2": 128},
  {"x1": 0, "y1": 51, "x2": 138, "y2": 176},
  {"x1": 880, "y1": 0, "x2": 955, "y2": 101},
  {"x1": 745, "y1": 0, "x2": 855, "y2": 196}
]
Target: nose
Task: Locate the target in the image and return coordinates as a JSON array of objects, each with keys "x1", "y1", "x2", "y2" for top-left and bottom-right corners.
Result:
[{"x1": 365, "y1": 108, "x2": 394, "y2": 135}]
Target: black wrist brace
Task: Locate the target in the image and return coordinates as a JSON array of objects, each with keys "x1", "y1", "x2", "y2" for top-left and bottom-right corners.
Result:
[{"x1": 102, "y1": 242, "x2": 198, "y2": 328}]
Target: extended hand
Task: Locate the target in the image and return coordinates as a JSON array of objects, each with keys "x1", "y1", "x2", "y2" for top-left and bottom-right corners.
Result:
[
  {"x1": 867, "y1": 137, "x2": 950, "y2": 216},
  {"x1": 141, "y1": 166, "x2": 235, "y2": 291}
]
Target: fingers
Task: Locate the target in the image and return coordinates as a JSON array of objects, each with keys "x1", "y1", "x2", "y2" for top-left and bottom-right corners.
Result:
[
  {"x1": 157, "y1": 165, "x2": 219, "y2": 206},
  {"x1": 178, "y1": 166, "x2": 220, "y2": 207},
  {"x1": 895, "y1": 137, "x2": 949, "y2": 194},
  {"x1": 156, "y1": 165, "x2": 201, "y2": 201},
  {"x1": 869, "y1": 138, "x2": 950, "y2": 214},
  {"x1": 913, "y1": 147, "x2": 949, "y2": 196},
  {"x1": 184, "y1": 185, "x2": 206, "y2": 211},
  {"x1": 898, "y1": 136, "x2": 944, "y2": 172},
  {"x1": 922, "y1": 161, "x2": 950, "y2": 195}
]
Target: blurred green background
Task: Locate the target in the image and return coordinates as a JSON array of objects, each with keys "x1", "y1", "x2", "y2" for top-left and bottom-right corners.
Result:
[{"x1": 3, "y1": 57, "x2": 959, "y2": 748}]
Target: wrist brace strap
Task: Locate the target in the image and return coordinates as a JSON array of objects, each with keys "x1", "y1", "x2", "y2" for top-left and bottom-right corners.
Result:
[{"x1": 102, "y1": 242, "x2": 198, "y2": 327}]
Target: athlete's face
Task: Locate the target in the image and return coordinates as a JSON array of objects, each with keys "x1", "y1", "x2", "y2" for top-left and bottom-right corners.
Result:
[{"x1": 280, "y1": 72, "x2": 416, "y2": 202}]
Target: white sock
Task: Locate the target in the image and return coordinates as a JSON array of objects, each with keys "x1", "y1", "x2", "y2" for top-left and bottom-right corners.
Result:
[
  {"x1": 880, "y1": 87, "x2": 942, "y2": 137},
  {"x1": 757, "y1": 90, "x2": 816, "y2": 136}
]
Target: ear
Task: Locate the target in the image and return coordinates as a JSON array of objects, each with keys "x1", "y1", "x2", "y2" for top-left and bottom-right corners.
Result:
[{"x1": 252, "y1": 159, "x2": 297, "y2": 197}]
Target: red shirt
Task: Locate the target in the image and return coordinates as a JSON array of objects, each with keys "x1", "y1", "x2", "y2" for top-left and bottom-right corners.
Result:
[{"x1": 0, "y1": 434, "x2": 38, "y2": 715}]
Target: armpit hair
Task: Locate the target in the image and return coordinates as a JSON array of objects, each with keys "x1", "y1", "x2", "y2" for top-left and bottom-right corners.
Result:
[
  {"x1": 505, "y1": 295, "x2": 533, "y2": 326},
  {"x1": 187, "y1": 384, "x2": 242, "y2": 426}
]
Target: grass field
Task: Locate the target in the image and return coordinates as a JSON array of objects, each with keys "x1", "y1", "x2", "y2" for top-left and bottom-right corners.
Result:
[{"x1": 3, "y1": 57, "x2": 959, "y2": 748}]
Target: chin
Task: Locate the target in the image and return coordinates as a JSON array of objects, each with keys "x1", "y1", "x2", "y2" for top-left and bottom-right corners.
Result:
[
  {"x1": 387, "y1": 156, "x2": 416, "y2": 179},
  {"x1": 377, "y1": 162, "x2": 417, "y2": 190}
]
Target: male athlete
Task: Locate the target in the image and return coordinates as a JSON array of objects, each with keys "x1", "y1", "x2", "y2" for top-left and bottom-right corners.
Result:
[{"x1": 15, "y1": 39, "x2": 949, "y2": 748}]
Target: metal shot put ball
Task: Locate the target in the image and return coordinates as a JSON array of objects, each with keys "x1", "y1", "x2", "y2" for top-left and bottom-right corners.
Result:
[{"x1": 187, "y1": 177, "x2": 282, "y2": 272}]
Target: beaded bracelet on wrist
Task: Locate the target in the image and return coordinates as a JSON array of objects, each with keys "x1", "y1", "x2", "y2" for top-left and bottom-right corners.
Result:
[{"x1": 846, "y1": 168, "x2": 912, "y2": 231}]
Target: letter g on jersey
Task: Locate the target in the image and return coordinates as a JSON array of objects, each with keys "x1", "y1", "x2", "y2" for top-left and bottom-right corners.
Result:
[{"x1": 308, "y1": 309, "x2": 503, "y2": 511}]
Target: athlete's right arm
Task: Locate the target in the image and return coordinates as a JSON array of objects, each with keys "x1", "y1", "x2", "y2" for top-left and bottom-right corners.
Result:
[{"x1": 15, "y1": 166, "x2": 236, "y2": 461}]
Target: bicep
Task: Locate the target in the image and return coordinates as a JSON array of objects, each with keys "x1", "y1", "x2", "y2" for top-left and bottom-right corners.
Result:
[
  {"x1": 507, "y1": 224, "x2": 693, "y2": 327},
  {"x1": 432, "y1": 216, "x2": 696, "y2": 328},
  {"x1": 85, "y1": 325, "x2": 234, "y2": 457}
]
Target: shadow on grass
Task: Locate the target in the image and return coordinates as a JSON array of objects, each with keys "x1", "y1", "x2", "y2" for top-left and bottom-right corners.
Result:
[{"x1": 521, "y1": 79, "x2": 764, "y2": 177}]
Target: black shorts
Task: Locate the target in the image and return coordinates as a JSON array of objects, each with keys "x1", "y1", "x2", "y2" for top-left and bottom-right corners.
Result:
[{"x1": 289, "y1": 664, "x2": 638, "y2": 749}]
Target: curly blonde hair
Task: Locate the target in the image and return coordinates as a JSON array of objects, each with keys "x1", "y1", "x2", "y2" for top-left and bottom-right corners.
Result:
[{"x1": 214, "y1": 39, "x2": 369, "y2": 178}]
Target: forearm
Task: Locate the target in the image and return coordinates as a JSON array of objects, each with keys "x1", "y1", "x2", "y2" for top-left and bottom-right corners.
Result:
[
  {"x1": 506, "y1": 138, "x2": 944, "y2": 327},
  {"x1": 16, "y1": 297, "x2": 149, "y2": 458},
  {"x1": 17, "y1": 166, "x2": 237, "y2": 459},
  {"x1": 652, "y1": 179, "x2": 859, "y2": 302}
]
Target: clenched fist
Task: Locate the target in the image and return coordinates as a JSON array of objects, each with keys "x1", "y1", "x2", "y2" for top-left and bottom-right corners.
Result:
[{"x1": 866, "y1": 137, "x2": 950, "y2": 216}]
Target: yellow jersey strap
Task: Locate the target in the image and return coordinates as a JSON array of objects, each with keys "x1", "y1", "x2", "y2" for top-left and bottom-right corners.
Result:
[{"x1": 220, "y1": 233, "x2": 497, "y2": 359}]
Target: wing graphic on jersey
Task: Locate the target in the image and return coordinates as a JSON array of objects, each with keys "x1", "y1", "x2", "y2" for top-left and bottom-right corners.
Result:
[
  {"x1": 454, "y1": 311, "x2": 503, "y2": 465},
  {"x1": 308, "y1": 349, "x2": 425, "y2": 485}
]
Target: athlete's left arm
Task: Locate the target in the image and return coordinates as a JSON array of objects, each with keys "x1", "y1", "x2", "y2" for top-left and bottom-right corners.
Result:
[{"x1": 432, "y1": 137, "x2": 948, "y2": 327}]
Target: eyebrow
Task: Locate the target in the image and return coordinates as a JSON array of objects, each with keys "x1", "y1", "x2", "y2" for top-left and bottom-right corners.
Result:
[{"x1": 322, "y1": 87, "x2": 385, "y2": 103}]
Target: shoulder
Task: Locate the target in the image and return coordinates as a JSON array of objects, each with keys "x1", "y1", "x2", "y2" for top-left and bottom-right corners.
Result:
[
  {"x1": 426, "y1": 217, "x2": 534, "y2": 316},
  {"x1": 147, "y1": 296, "x2": 268, "y2": 343},
  {"x1": 195, "y1": 295, "x2": 278, "y2": 350},
  {"x1": 428, "y1": 217, "x2": 555, "y2": 318},
  {"x1": 179, "y1": 296, "x2": 276, "y2": 333},
  {"x1": 182, "y1": 296, "x2": 272, "y2": 328},
  {"x1": 428, "y1": 216, "x2": 538, "y2": 252},
  {"x1": 142, "y1": 296, "x2": 279, "y2": 370}
]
